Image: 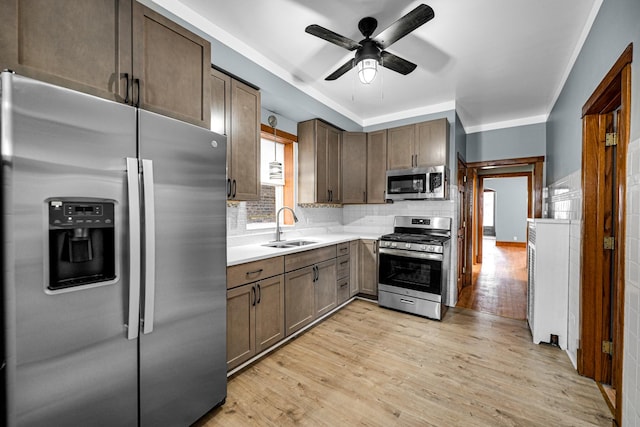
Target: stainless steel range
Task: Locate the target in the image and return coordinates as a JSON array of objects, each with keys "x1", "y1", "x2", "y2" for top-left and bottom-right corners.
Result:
[{"x1": 377, "y1": 216, "x2": 452, "y2": 320}]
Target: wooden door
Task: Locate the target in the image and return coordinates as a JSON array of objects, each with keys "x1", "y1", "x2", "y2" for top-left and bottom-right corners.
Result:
[
  {"x1": 132, "y1": 2, "x2": 211, "y2": 127},
  {"x1": 387, "y1": 124, "x2": 415, "y2": 170},
  {"x1": 255, "y1": 275, "x2": 285, "y2": 353},
  {"x1": 359, "y1": 240, "x2": 378, "y2": 296},
  {"x1": 0, "y1": 0, "x2": 132, "y2": 102},
  {"x1": 457, "y1": 157, "x2": 468, "y2": 295},
  {"x1": 349, "y1": 240, "x2": 360, "y2": 296},
  {"x1": 579, "y1": 44, "x2": 631, "y2": 425},
  {"x1": 227, "y1": 283, "x2": 256, "y2": 370},
  {"x1": 367, "y1": 130, "x2": 388, "y2": 203},
  {"x1": 326, "y1": 126, "x2": 342, "y2": 203},
  {"x1": 284, "y1": 266, "x2": 316, "y2": 336},
  {"x1": 342, "y1": 132, "x2": 367, "y2": 204},
  {"x1": 415, "y1": 119, "x2": 448, "y2": 167},
  {"x1": 315, "y1": 260, "x2": 337, "y2": 317},
  {"x1": 229, "y1": 79, "x2": 261, "y2": 200}
]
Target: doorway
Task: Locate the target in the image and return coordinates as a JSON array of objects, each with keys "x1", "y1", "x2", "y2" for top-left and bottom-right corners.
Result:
[
  {"x1": 458, "y1": 156, "x2": 544, "y2": 319},
  {"x1": 579, "y1": 43, "x2": 631, "y2": 424}
]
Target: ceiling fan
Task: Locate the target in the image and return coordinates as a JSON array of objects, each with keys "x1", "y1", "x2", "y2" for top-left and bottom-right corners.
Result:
[{"x1": 305, "y1": 4, "x2": 435, "y2": 84}]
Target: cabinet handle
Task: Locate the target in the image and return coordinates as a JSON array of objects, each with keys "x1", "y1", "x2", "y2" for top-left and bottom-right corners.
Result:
[
  {"x1": 256, "y1": 283, "x2": 261, "y2": 304},
  {"x1": 123, "y1": 73, "x2": 130, "y2": 104},
  {"x1": 134, "y1": 78, "x2": 140, "y2": 108},
  {"x1": 226, "y1": 179, "x2": 231, "y2": 198},
  {"x1": 340, "y1": 261, "x2": 348, "y2": 266},
  {"x1": 363, "y1": 191, "x2": 366, "y2": 202},
  {"x1": 251, "y1": 285, "x2": 256, "y2": 306},
  {"x1": 232, "y1": 179, "x2": 237, "y2": 198},
  {"x1": 245, "y1": 268, "x2": 264, "y2": 278},
  {"x1": 400, "y1": 298, "x2": 415, "y2": 305},
  {"x1": 313, "y1": 265, "x2": 318, "y2": 282},
  {"x1": 339, "y1": 281, "x2": 348, "y2": 288}
]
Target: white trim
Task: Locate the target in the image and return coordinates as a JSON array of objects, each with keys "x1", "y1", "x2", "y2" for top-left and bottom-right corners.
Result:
[
  {"x1": 362, "y1": 100, "x2": 457, "y2": 128},
  {"x1": 465, "y1": 114, "x2": 548, "y2": 134},
  {"x1": 546, "y1": 0, "x2": 604, "y2": 117}
]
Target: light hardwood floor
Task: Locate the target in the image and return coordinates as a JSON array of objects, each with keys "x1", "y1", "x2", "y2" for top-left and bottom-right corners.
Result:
[
  {"x1": 196, "y1": 300, "x2": 611, "y2": 426},
  {"x1": 457, "y1": 237, "x2": 528, "y2": 319}
]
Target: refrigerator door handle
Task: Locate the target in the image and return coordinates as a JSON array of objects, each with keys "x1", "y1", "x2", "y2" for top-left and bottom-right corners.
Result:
[
  {"x1": 126, "y1": 157, "x2": 141, "y2": 340},
  {"x1": 142, "y1": 159, "x2": 156, "y2": 334}
]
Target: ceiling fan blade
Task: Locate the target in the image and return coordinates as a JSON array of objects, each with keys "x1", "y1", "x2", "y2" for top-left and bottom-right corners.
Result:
[
  {"x1": 325, "y1": 58, "x2": 355, "y2": 80},
  {"x1": 373, "y1": 4, "x2": 434, "y2": 50},
  {"x1": 381, "y1": 51, "x2": 417, "y2": 75},
  {"x1": 305, "y1": 24, "x2": 361, "y2": 51}
]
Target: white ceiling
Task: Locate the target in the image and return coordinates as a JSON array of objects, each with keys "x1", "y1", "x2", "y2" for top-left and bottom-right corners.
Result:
[{"x1": 152, "y1": 0, "x2": 602, "y2": 133}]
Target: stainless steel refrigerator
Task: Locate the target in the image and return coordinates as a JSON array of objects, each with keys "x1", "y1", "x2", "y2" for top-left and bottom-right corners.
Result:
[{"x1": 0, "y1": 72, "x2": 227, "y2": 426}]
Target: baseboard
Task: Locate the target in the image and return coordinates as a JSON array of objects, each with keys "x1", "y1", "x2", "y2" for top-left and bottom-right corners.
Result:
[{"x1": 495, "y1": 241, "x2": 526, "y2": 248}]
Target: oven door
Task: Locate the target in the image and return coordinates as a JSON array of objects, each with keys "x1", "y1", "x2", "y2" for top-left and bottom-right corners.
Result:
[{"x1": 378, "y1": 247, "x2": 443, "y2": 295}]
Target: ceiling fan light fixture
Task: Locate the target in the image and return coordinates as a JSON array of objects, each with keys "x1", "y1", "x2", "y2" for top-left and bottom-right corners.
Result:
[{"x1": 358, "y1": 58, "x2": 378, "y2": 84}]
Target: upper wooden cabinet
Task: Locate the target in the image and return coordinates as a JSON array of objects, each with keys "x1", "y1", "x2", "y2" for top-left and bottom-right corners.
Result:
[
  {"x1": 387, "y1": 118, "x2": 449, "y2": 170},
  {"x1": 366, "y1": 130, "x2": 388, "y2": 204},
  {"x1": 342, "y1": 132, "x2": 367, "y2": 204},
  {"x1": 341, "y1": 130, "x2": 387, "y2": 204},
  {"x1": 210, "y1": 68, "x2": 261, "y2": 201},
  {"x1": 298, "y1": 119, "x2": 342, "y2": 204},
  {"x1": 0, "y1": 0, "x2": 211, "y2": 128}
]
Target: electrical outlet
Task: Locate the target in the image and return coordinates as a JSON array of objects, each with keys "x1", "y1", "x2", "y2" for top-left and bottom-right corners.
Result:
[{"x1": 513, "y1": 236, "x2": 518, "y2": 241}]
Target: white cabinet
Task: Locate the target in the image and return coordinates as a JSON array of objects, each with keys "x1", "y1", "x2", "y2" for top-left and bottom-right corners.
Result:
[{"x1": 527, "y1": 219, "x2": 570, "y2": 349}]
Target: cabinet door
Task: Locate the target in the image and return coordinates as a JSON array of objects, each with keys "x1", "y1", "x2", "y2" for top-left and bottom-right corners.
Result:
[
  {"x1": 227, "y1": 283, "x2": 256, "y2": 370},
  {"x1": 342, "y1": 132, "x2": 367, "y2": 204},
  {"x1": 326, "y1": 126, "x2": 342, "y2": 203},
  {"x1": 210, "y1": 68, "x2": 231, "y2": 136},
  {"x1": 255, "y1": 275, "x2": 285, "y2": 353},
  {"x1": 0, "y1": 0, "x2": 132, "y2": 102},
  {"x1": 315, "y1": 259, "x2": 337, "y2": 317},
  {"x1": 230, "y1": 79, "x2": 261, "y2": 200},
  {"x1": 349, "y1": 240, "x2": 359, "y2": 297},
  {"x1": 359, "y1": 240, "x2": 378, "y2": 296},
  {"x1": 387, "y1": 124, "x2": 415, "y2": 170},
  {"x1": 315, "y1": 121, "x2": 330, "y2": 203},
  {"x1": 367, "y1": 130, "x2": 388, "y2": 203},
  {"x1": 132, "y1": 2, "x2": 211, "y2": 127},
  {"x1": 285, "y1": 266, "x2": 316, "y2": 336},
  {"x1": 415, "y1": 119, "x2": 448, "y2": 167}
]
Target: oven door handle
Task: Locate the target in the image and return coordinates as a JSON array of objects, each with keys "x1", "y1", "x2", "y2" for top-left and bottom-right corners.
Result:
[{"x1": 378, "y1": 247, "x2": 443, "y2": 261}]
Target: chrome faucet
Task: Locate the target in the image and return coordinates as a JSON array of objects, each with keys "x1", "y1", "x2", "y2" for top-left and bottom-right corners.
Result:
[{"x1": 275, "y1": 206, "x2": 299, "y2": 242}]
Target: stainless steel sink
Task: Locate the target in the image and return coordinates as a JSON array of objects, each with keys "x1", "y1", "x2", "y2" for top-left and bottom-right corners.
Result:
[{"x1": 262, "y1": 240, "x2": 317, "y2": 249}]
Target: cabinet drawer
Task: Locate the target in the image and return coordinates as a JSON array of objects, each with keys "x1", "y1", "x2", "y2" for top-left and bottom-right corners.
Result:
[
  {"x1": 227, "y1": 257, "x2": 284, "y2": 289},
  {"x1": 336, "y1": 255, "x2": 349, "y2": 279},
  {"x1": 337, "y1": 242, "x2": 350, "y2": 256},
  {"x1": 337, "y1": 278, "x2": 350, "y2": 305},
  {"x1": 285, "y1": 245, "x2": 337, "y2": 272}
]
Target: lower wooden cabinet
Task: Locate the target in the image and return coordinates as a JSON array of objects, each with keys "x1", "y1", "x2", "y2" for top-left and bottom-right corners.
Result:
[
  {"x1": 359, "y1": 239, "x2": 378, "y2": 296},
  {"x1": 227, "y1": 274, "x2": 284, "y2": 370},
  {"x1": 284, "y1": 266, "x2": 316, "y2": 336},
  {"x1": 315, "y1": 259, "x2": 337, "y2": 317}
]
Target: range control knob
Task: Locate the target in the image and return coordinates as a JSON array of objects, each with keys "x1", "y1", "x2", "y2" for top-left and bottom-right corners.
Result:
[
  {"x1": 391, "y1": 242, "x2": 397, "y2": 248},
  {"x1": 420, "y1": 245, "x2": 427, "y2": 250},
  {"x1": 405, "y1": 243, "x2": 411, "y2": 249}
]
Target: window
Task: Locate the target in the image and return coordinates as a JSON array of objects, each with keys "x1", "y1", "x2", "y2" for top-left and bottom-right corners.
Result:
[{"x1": 246, "y1": 126, "x2": 295, "y2": 228}]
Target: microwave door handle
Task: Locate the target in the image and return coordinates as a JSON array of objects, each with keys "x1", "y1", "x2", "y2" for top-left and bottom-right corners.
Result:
[
  {"x1": 126, "y1": 158, "x2": 141, "y2": 340},
  {"x1": 141, "y1": 159, "x2": 156, "y2": 335}
]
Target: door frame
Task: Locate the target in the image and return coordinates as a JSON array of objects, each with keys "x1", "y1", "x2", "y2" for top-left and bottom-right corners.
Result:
[
  {"x1": 468, "y1": 156, "x2": 544, "y2": 263},
  {"x1": 579, "y1": 43, "x2": 632, "y2": 425}
]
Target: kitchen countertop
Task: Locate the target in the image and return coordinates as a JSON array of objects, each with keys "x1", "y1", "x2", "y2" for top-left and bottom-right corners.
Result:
[{"x1": 227, "y1": 233, "x2": 382, "y2": 266}]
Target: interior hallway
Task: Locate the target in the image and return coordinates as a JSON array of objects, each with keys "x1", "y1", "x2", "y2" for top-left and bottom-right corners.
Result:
[{"x1": 457, "y1": 237, "x2": 527, "y2": 319}]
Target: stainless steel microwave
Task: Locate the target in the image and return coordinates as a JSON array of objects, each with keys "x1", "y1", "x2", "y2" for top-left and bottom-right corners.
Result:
[{"x1": 385, "y1": 166, "x2": 449, "y2": 201}]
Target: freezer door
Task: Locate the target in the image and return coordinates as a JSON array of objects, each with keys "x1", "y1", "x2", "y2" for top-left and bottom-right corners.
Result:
[
  {"x1": 138, "y1": 110, "x2": 227, "y2": 426},
  {"x1": 1, "y1": 74, "x2": 139, "y2": 426}
]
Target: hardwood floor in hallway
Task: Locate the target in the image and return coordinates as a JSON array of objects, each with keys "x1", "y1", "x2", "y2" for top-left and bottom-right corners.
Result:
[
  {"x1": 197, "y1": 300, "x2": 611, "y2": 426},
  {"x1": 457, "y1": 237, "x2": 528, "y2": 319}
]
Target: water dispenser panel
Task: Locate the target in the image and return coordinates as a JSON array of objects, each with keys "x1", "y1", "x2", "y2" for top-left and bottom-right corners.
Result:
[{"x1": 48, "y1": 199, "x2": 116, "y2": 291}]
